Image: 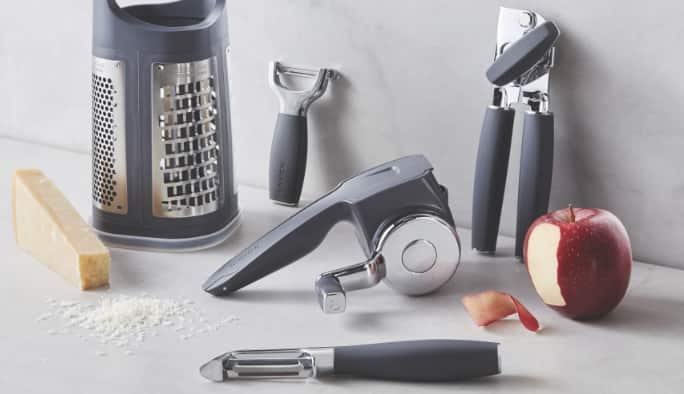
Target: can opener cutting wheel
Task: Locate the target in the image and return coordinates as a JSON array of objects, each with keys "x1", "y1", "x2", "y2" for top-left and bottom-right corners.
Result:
[
  {"x1": 471, "y1": 7, "x2": 560, "y2": 257},
  {"x1": 204, "y1": 155, "x2": 461, "y2": 313}
]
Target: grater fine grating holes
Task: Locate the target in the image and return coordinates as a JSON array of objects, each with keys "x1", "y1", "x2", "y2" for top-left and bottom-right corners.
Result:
[{"x1": 91, "y1": 57, "x2": 127, "y2": 214}]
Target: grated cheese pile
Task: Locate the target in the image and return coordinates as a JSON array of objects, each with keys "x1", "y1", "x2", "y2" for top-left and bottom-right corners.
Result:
[{"x1": 38, "y1": 295, "x2": 238, "y2": 355}]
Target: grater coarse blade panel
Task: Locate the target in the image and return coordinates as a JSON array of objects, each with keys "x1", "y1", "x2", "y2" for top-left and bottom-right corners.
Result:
[{"x1": 152, "y1": 58, "x2": 222, "y2": 218}]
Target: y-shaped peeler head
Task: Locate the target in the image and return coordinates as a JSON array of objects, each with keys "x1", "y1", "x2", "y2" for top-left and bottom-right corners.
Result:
[
  {"x1": 269, "y1": 61, "x2": 340, "y2": 117},
  {"x1": 204, "y1": 156, "x2": 461, "y2": 313}
]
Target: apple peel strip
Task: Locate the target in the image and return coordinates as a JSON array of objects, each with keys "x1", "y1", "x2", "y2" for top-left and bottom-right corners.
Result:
[{"x1": 462, "y1": 291, "x2": 541, "y2": 332}]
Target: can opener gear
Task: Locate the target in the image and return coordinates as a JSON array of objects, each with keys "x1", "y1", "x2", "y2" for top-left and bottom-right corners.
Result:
[
  {"x1": 471, "y1": 7, "x2": 560, "y2": 257},
  {"x1": 203, "y1": 155, "x2": 461, "y2": 313}
]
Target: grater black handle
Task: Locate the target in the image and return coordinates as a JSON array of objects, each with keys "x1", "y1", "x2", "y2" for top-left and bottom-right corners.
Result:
[
  {"x1": 515, "y1": 111, "x2": 554, "y2": 257},
  {"x1": 269, "y1": 114, "x2": 308, "y2": 206},
  {"x1": 334, "y1": 340, "x2": 501, "y2": 382},
  {"x1": 472, "y1": 106, "x2": 515, "y2": 253}
]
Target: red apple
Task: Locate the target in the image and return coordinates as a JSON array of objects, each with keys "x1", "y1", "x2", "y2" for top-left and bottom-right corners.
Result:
[{"x1": 523, "y1": 205, "x2": 632, "y2": 320}]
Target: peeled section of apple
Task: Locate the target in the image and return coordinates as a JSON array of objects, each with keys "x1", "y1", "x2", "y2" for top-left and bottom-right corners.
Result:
[{"x1": 523, "y1": 206, "x2": 632, "y2": 320}]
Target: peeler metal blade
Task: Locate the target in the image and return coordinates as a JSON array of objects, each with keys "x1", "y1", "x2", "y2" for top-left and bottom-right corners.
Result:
[
  {"x1": 200, "y1": 348, "x2": 332, "y2": 381},
  {"x1": 269, "y1": 61, "x2": 340, "y2": 117}
]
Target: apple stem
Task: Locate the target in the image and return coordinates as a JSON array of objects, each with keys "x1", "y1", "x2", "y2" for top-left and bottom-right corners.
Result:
[{"x1": 568, "y1": 204, "x2": 576, "y2": 223}]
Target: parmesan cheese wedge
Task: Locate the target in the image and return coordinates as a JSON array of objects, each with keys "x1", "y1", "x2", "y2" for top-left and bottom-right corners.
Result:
[{"x1": 12, "y1": 169, "x2": 110, "y2": 290}]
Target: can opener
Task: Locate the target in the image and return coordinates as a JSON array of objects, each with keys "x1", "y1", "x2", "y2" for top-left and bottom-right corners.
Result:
[
  {"x1": 471, "y1": 7, "x2": 560, "y2": 257},
  {"x1": 204, "y1": 155, "x2": 461, "y2": 313}
]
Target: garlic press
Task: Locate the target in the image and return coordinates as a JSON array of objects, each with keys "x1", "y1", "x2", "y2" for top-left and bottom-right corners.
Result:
[
  {"x1": 472, "y1": 7, "x2": 560, "y2": 257},
  {"x1": 204, "y1": 155, "x2": 461, "y2": 313},
  {"x1": 268, "y1": 61, "x2": 339, "y2": 207}
]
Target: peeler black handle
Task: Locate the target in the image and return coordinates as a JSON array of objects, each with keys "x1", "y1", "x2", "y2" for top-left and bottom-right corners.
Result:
[
  {"x1": 334, "y1": 340, "x2": 500, "y2": 382},
  {"x1": 515, "y1": 111, "x2": 554, "y2": 257},
  {"x1": 472, "y1": 106, "x2": 515, "y2": 253},
  {"x1": 269, "y1": 114, "x2": 308, "y2": 206}
]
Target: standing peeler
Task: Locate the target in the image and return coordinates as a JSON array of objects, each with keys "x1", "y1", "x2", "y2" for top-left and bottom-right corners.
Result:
[
  {"x1": 472, "y1": 7, "x2": 560, "y2": 257},
  {"x1": 268, "y1": 61, "x2": 340, "y2": 206}
]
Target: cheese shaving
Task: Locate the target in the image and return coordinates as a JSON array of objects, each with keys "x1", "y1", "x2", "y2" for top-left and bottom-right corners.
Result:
[{"x1": 39, "y1": 295, "x2": 239, "y2": 354}]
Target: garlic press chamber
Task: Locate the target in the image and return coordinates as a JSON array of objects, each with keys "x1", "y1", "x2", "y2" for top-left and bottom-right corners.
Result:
[{"x1": 204, "y1": 155, "x2": 461, "y2": 313}]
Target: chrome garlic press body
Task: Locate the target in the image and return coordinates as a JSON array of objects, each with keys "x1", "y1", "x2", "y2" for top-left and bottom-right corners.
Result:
[
  {"x1": 268, "y1": 61, "x2": 339, "y2": 207},
  {"x1": 472, "y1": 7, "x2": 560, "y2": 257},
  {"x1": 204, "y1": 155, "x2": 461, "y2": 313}
]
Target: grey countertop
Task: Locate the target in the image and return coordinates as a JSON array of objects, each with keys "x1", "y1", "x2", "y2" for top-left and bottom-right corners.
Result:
[{"x1": 1, "y1": 138, "x2": 683, "y2": 394}]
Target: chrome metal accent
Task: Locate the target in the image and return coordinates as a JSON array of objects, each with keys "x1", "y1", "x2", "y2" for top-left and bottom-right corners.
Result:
[
  {"x1": 151, "y1": 58, "x2": 222, "y2": 218},
  {"x1": 379, "y1": 214, "x2": 461, "y2": 296},
  {"x1": 92, "y1": 57, "x2": 127, "y2": 214},
  {"x1": 315, "y1": 255, "x2": 386, "y2": 313},
  {"x1": 200, "y1": 347, "x2": 334, "y2": 381},
  {"x1": 315, "y1": 214, "x2": 461, "y2": 313},
  {"x1": 491, "y1": 7, "x2": 557, "y2": 113},
  {"x1": 269, "y1": 61, "x2": 339, "y2": 117}
]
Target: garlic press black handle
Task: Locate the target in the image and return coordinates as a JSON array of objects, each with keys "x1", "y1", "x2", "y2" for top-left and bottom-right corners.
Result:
[
  {"x1": 269, "y1": 114, "x2": 308, "y2": 206},
  {"x1": 471, "y1": 107, "x2": 515, "y2": 253},
  {"x1": 515, "y1": 112, "x2": 554, "y2": 257},
  {"x1": 203, "y1": 155, "x2": 453, "y2": 296}
]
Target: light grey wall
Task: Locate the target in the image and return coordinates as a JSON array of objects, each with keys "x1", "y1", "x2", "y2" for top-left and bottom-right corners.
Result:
[{"x1": 1, "y1": 1, "x2": 683, "y2": 268}]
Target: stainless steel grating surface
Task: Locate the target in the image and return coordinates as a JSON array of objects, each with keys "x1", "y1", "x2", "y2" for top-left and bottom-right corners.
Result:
[
  {"x1": 151, "y1": 58, "x2": 222, "y2": 218},
  {"x1": 92, "y1": 57, "x2": 127, "y2": 214}
]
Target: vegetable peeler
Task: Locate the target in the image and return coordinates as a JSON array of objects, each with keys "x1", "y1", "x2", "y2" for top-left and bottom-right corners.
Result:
[
  {"x1": 200, "y1": 340, "x2": 500, "y2": 382},
  {"x1": 268, "y1": 61, "x2": 340, "y2": 207},
  {"x1": 204, "y1": 155, "x2": 461, "y2": 313},
  {"x1": 472, "y1": 7, "x2": 560, "y2": 257}
]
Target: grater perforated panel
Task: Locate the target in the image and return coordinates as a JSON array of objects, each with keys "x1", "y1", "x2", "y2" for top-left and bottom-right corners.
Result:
[
  {"x1": 151, "y1": 58, "x2": 222, "y2": 218},
  {"x1": 92, "y1": 57, "x2": 127, "y2": 214}
]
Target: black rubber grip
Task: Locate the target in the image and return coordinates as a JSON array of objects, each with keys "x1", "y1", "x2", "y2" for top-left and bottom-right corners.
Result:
[
  {"x1": 269, "y1": 113, "x2": 308, "y2": 206},
  {"x1": 486, "y1": 21, "x2": 560, "y2": 86},
  {"x1": 472, "y1": 106, "x2": 515, "y2": 253},
  {"x1": 202, "y1": 194, "x2": 349, "y2": 295},
  {"x1": 515, "y1": 112, "x2": 554, "y2": 257},
  {"x1": 334, "y1": 340, "x2": 500, "y2": 382}
]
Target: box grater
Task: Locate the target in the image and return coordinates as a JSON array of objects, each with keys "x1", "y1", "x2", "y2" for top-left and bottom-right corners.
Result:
[{"x1": 91, "y1": 0, "x2": 239, "y2": 251}]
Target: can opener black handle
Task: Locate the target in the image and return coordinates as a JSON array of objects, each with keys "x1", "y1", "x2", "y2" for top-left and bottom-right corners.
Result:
[
  {"x1": 472, "y1": 7, "x2": 559, "y2": 257},
  {"x1": 204, "y1": 155, "x2": 461, "y2": 313}
]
